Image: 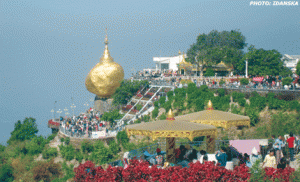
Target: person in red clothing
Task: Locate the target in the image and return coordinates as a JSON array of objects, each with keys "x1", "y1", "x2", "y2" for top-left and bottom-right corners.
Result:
[{"x1": 286, "y1": 132, "x2": 295, "y2": 161}]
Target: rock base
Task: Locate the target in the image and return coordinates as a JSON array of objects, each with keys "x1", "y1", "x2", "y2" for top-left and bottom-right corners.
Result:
[{"x1": 94, "y1": 96, "x2": 116, "y2": 115}]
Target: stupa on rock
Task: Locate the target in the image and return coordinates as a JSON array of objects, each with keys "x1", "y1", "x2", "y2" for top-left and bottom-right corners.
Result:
[{"x1": 85, "y1": 31, "x2": 124, "y2": 114}]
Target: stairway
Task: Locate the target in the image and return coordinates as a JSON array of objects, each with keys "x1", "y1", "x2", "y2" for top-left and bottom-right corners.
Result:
[{"x1": 116, "y1": 85, "x2": 175, "y2": 130}]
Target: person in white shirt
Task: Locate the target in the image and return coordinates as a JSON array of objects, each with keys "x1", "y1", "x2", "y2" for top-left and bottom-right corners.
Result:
[{"x1": 250, "y1": 147, "x2": 262, "y2": 166}]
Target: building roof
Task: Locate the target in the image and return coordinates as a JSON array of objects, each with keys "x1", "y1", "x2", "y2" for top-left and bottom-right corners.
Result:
[{"x1": 283, "y1": 54, "x2": 300, "y2": 60}]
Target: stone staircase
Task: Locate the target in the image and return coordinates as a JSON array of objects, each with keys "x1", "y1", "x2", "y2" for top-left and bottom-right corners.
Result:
[{"x1": 117, "y1": 85, "x2": 175, "y2": 129}]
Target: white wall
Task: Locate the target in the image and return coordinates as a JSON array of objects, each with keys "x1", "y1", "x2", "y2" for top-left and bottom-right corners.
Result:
[{"x1": 153, "y1": 54, "x2": 186, "y2": 71}]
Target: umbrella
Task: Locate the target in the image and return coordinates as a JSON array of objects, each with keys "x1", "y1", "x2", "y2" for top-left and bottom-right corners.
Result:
[
  {"x1": 175, "y1": 100, "x2": 250, "y2": 129},
  {"x1": 126, "y1": 109, "x2": 217, "y2": 163}
]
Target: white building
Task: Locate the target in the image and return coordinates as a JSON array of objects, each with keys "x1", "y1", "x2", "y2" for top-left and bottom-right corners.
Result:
[
  {"x1": 153, "y1": 53, "x2": 186, "y2": 71},
  {"x1": 282, "y1": 54, "x2": 300, "y2": 73}
]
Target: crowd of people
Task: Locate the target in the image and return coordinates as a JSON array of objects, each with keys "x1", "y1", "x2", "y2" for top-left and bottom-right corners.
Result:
[
  {"x1": 116, "y1": 133, "x2": 299, "y2": 170},
  {"x1": 58, "y1": 108, "x2": 112, "y2": 138},
  {"x1": 132, "y1": 70, "x2": 300, "y2": 90},
  {"x1": 263, "y1": 133, "x2": 299, "y2": 169}
]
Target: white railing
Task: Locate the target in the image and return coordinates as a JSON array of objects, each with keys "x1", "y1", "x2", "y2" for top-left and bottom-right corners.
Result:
[
  {"x1": 127, "y1": 86, "x2": 163, "y2": 124},
  {"x1": 117, "y1": 86, "x2": 153, "y2": 126}
]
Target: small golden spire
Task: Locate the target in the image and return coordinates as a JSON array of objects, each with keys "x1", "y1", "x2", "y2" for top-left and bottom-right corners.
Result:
[
  {"x1": 182, "y1": 52, "x2": 186, "y2": 62},
  {"x1": 207, "y1": 100, "x2": 213, "y2": 110},
  {"x1": 178, "y1": 50, "x2": 181, "y2": 55},
  {"x1": 166, "y1": 109, "x2": 175, "y2": 121},
  {"x1": 100, "y1": 28, "x2": 113, "y2": 63}
]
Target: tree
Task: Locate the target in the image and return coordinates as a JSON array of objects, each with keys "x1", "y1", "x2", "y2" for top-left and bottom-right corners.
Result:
[
  {"x1": 204, "y1": 68, "x2": 215, "y2": 76},
  {"x1": 102, "y1": 109, "x2": 123, "y2": 126},
  {"x1": 187, "y1": 30, "x2": 246, "y2": 76},
  {"x1": 282, "y1": 77, "x2": 293, "y2": 86},
  {"x1": 7, "y1": 117, "x2": 38, "y2": 145},
  {"x1": 243, "y1": 45, "x2": 292, "y2": 76},
  {"x1": 0, "y1": 163, "x2": 14, "y2": 182},
  {"x1": 112, "y1": 80, "x2": 149, "y2": 106},
  {"x1": 240, "y1": 78, "x2": 249, "y2": 85},
  {"x1": 296, "y1": 61, "x2": 300, "y2": 76}
]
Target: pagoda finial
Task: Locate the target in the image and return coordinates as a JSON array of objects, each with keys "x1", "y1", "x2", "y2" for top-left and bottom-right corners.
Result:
[
  {"x1": 104, "y1": 27, "x2": 108, "y2": 45},
  {"x1": 178, "y1": 50, "x2": 181, "y2": 55},
  {"x1": 166, "y1": 109, "x2": 175, "y2": 121},
  {"x1": 207, "y1": 100, "x2": 213, "y2": 110},
  {"x1": 100, "y1": 28, "x2": 113, "y2": 63}
]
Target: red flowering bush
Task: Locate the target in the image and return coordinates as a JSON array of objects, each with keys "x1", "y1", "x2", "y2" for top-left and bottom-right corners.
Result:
[
  {"x1": 264, "y1": 167, "x2": 295, "y2": 181},
  {"x1": 74, "y1": 160, "x2": 253, "y2": 182},
  {"x1": 126, "y1": 105, "x2": 133, "y2": 109},
  {"x1": 147, "y1": 92, "x2": 154, "y2": 96},
  {"x1": 74, "y1": 160, "x2": 297, "y2": 182}
]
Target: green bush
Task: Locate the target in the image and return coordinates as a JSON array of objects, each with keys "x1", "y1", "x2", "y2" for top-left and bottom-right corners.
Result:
[
  {"x1": 240, "y1": 78, "x2": 249, "y2": 85},
  {"x1": 46, "y1": 133, "x2": 57, "y2": 143},
  {"x1": 123, "y1": 142, "x2": 137, "y2": 152},
  {"x1": 0, "y1": 144, "x2": 5, "y2": 152},
  {"x1": 116, "y1": 131, "x2": 129, "y2": 146},
  {"x1": 289, "y1": 100, "x2": 300, "y2": 111},
  {"x1": 238, "y1": 98, "x2": 246, "y2": 107},
  {"x1": 244, "y1": 107, "x2": 259, "y2": 126},
  {"x1": 52, "y1": 162, "x2": 75, "y2": 182},
  {"x1": 25, "y1": 135, "x2": 47, "y2": 155},
  {"x1": 0, "y1": 163, "x2": 14, "y2": 182},
  {"x1": 60, "y1": 138, "x2": 65, "y2": 143},
  {"x1": 65, "y1": 137, "x2": 70, "y2": 145},
  {"x1": 232, "y1": 92, "x2": 245, "y2": 102},
  {"x1": 217, "y1": 88, "x2": 225, "y2": 97},
  {"x1": 89, "y1": 141, "x2": 113, "y2": 165},
  {"x1": 249, "y1": 96, "x2": 266, "y2": 111},
  {"x1": 143, "y1": 115, "x2": 150, "y2": 122},
  {"x1": 158, "y1": 96, "x2": 166, "y2": 106},
  {"x1": 251, "y1": 91, "x2": 260, "y2": 98},
  {"x1": 136, "y1": 104, "x2": 143, "y2": 111},
  {"x1": 159, "y1": 114, "x2": 167, "y2": 120},
  {"x1": 167, "y1": 91, "x2": 174, "y2": 101},
  {"x1": 75, "y1": 151, "x2": 83, "y2": 163},
  {"x1": 195, "y1": 98, "x2": 205, "y2": 111},
  {"x1": 163, "y1": 101, "x2": 172, "y2": 112},
  {"x1": 81, "y1": 140, "x2": 94, "y2": 153},
  {"x1": 109, "y1": 140, "x2": 120, "y2": 155},
  {"x1": 59, "y1": 144, "x2": 75, "y2": 161},
  {"x1": 199, "y1": 85, "x2": 209, "y2": 92},
  {"x1": 152, "y1": 108, "x2": 159, "y2": 118},
  {"x1": 204, "y1": 68, "x2": 215, "y2": 76},
  {"x1": 42, "y1": 147, "x2": 58, "y2": 159},
  {"x1": 282, "y1": 77, "x2": 293, "y2": 86},
  {"x1": 7, "y1": 117, "x2": 38, "y2": 145},
  {"x1": 219, "y1": 79, "x2": 225, "y2": 85},
  {"x1": 154, "y1": 101, "x2": 159, "y2": 108}
]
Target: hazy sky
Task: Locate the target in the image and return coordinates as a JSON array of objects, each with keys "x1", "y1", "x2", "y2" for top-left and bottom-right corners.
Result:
[{"x1": 1, "y1": 0, "x2": 299, "y2": 145}]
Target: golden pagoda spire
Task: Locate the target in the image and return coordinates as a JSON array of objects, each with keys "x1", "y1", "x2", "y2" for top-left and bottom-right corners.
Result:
[
  {"x1": 100, "y1": 28, "x2": 113, "y2": 63},
  {"x1": 178, "y1": 50, "x2": 181, "y2": 55},
  {"x1": 166, "y1": 109, "x2": 175, "y2": 121},
  {"x1": 207, "y1": 100, "x2": 213, "y2": 110},
  {"x1": 182, "y1": 52, "x2": 186, "y2": 62}
]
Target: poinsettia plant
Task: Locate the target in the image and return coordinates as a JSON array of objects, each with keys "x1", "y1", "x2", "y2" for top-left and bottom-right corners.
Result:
[{"x1": 74, "y1": 160, "x2": 297, "y2": 182}]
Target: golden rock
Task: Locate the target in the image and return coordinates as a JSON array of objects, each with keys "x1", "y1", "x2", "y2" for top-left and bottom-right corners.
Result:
[{"x1": 85, "y1": 34, "x2": 124, "y2": 99}]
